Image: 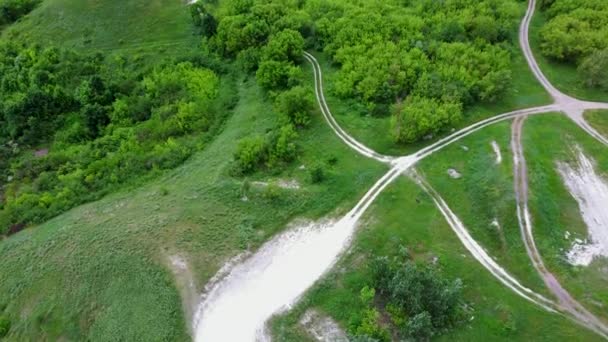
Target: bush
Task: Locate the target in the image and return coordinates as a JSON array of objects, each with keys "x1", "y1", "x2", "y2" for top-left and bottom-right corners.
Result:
[
  {"x1": 308, "y1": 163, "x2": 325, "y2": 184},
  {"x1": 578, "y1": 48, "x2": 608, "y2": 90},
  {"x1": 274, "y1": 86, "x2": 313, "y2": 127},
  {"x1": 234, "y1": 135, "x2": 267, "y2": 173},
  {"x1": 0, "y1": 315, "x2": 10, "y2": 338},
  {"x1": 391, "y1": 96, "x2": 462, "y2": 143}
]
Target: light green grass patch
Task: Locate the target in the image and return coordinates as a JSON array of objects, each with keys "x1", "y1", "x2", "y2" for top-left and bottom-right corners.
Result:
[{"x1": 2, "y1": 0, "x2": 199, "y2": 61}]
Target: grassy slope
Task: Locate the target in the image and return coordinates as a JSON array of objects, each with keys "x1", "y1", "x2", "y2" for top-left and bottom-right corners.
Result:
[
  {"x1": 523, "y1": 114, "x2": 608, "y2": 321},
  {"x1": 1, "y1": 0, "x2": 199, "y2": 60},
  {"x1": 529, "y1": 7, "x2": 608, "y2": 102},
  {"x1": 0, "y1": 75, "x2": 386, "y2": 340},
  {"x1": 309, "y1": 2, "x2": 551, "y2": 157},
  {"x1": 270, "y1": 177, "x2": 599, "y2": 341},
  {"x1": 417, "y1": 120, "x2": 549, "y2": 297}
]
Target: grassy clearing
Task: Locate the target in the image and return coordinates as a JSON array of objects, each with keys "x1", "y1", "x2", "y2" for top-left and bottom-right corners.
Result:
[
  {"x1": 270, "y1": 177, "x2": 599, "y2": 341},
  {"x1": 1, "y1": 0, "x2": 199, "y2": 61},
  {"x1": 307, "y1": 3, "x2": 551, "y2": 157},
  {"x1": 416, "y1": 120, "x2": 549, "y2": 297},
  {"x1": 529, "y1": 8, "x2": 608, "y2": 102},
  {"x1": 585, "y1": 110, "x2": 608, "y2": 138},
  {"x1": 523, "y1": 113, "x2": 608, "y2": 321},
  {"x1": 0, "y1": 74, "x2": 386, "y2": 340}
]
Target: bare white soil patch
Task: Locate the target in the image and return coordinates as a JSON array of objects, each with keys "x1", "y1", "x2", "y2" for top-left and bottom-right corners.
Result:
[
  {"x1": 491, "y1": 140, "x2": 502, "y2": 164},
  {"x1": 252, "y1": 179, "x2": 301, "y2": 190},
  {"x1": 167, "y1": 255, "x2": 198, "y2": 332},
  {"x1": 299, "y1": 309, "x2": 348, "y2": 342},
  {"x1": 193, "y1": 218, "x2": 359, "y2": 342},
  {"x1": 558, "y1": 148, "x2": 608, "y2": 266},
  {"x1": 448, "y1": 168, "x2": 462, "y2": 179}
]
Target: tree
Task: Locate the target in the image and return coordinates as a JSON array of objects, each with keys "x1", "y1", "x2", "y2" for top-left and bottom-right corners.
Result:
[
  {"x1": 578, "y1": 48, "x2": 608, "y2": 90},
  {"x1": 234, "y1": 135, "x2": 267, "y2": 173},
  {"x1": 256, "y1": 60, "x2": 301, "y2": 90},
  {"x1": 391, "y1": 96, "x2": 462, "y2": 143},
  {"x1": 273, "y1": 86, "x2": 313, "y2": 127},
  {"x1": 262, "y1": 29, "x2": 304, "y2": 62}
]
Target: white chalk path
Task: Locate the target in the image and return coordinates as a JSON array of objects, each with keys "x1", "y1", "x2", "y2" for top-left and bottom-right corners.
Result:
[{"x1": 559, "y1": 148, "x2": 608, "y2": 266}]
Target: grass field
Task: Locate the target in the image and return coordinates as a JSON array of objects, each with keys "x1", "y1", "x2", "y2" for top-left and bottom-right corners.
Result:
[
  {"x1": 307, "y1": 2, "x2": 551, "y2": 157},
  {"x1": 1, "y1": 0, "x2": 200, "y2": 61},
  {"x1": 585, "y1": 110, "x2": 608, "y2": 137},
  {"x1": 269, "y1": 176, "x2": 599, "y2": 341},
  {"x1": 0, "y1": 73, "x2": 386, "y2": 340},
  {"x1": 417, "y1": 120, "x2": 549, "y2": 297},
  {"x1": 523, "y1": 113, "x2": 608, "y2": 321},
  {"x1": 529, "y1": 7, "x2": 608, "y2": 103}
]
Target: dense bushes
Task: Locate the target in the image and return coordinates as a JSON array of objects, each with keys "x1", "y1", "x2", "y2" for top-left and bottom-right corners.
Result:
[
  {"x1": 348, "y1": 250, "x2": 464, "y2": 341},
  {"x1": 0, "y1": 42, "x2": 229, "y2": 234},
  {"x1": 0, "y1": 0, "x2": 38, "y2": 26},
  {"x1": 307, "y1": 0, "x2": 519, "y2": 142},
  {"x1": 539, "y1": 0, "x2": 608, "y2": 90}
]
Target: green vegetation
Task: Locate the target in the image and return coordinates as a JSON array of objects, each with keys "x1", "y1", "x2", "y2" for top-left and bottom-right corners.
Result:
[
  {"x1": 308, "y1": 0, "x2": 521, "y2": 143},
  {"x1": 271, "y1": 177, "x2": 598, "y2": 341},
  {"x1": 418, "y1": 120, "x2": 549, "y2": 296},
  {"x1": 2, "y1": 0, "x2": 199, "y2": 59},
  {"x1": 305, "y1": 1, "x2": 552, "y2": 156},
  {"x1": 585, "y1": 110, "x2": 608, "y2": 137},
  {"x1": 0, "y1": 42, "x2": 233, "y2": 234},
  {"x1": 0, "y1": 0, "x2": 38, "y2": 27},
  {"x1": 532, "y1": 0, "x2": 608, "y2": 100},
  {"x1": 0, "y1": 73, "x2": 386, "y2": 340}
]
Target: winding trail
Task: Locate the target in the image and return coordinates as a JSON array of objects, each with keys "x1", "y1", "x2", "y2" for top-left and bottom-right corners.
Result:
[
  {"x1": 303, "y1": 52, "x2": 395, "y2": 164},
  {"x1": 512, "y1": 117, "x2": 608, "y2": 338},
  {"x1": 194, "y1": 0, "x2": 608, "y2": 340}
]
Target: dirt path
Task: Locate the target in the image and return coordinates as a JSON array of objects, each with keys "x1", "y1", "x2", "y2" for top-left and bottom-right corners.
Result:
[
  {"x1": 411, "y1": 170, "x2": 557, "y2": 311},
  {"x1": 303, "y1": 52, "x2": 395, "y2": 164},
  {"x1": 511, "y1": 117, "x2": 608, "y2": 338}
]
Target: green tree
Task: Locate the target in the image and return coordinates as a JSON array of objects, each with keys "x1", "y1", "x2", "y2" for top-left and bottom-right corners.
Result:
[
  {"x1": 391, "y1": 96, "x2": 462, "y2": 143},
  {"x1": 262, "y1": 29, "x2": 304, "y2": 62},
  {"x1": 273, "y1": 86, "x2": 313, "y2": 127},
  {"x1": 256, "y1": 60, "x2": 301, "y2": 90},
  {"x1": 578, "y1": 48, "x2": 608, "y2": 90}
]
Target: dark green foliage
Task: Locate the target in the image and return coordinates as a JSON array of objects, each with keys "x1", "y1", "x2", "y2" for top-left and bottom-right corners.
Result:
[
  {"x1": 539, "y1": 0, "x2": 608, "y2": 62},
  {"x1": 0, "y1": 315, "x2": 9, "y2": 337},
  {"x1": 351, "y1": 250, "x2": 464, "y2": 341},
  {"x1": 308, "y1": 163, "x2": 325, "y2": 184},
  {"x1": 391, "y1": 97, "x2": 463, "y2": 143},
  {"x1": 578, "y1": 48, "x2": 608, "y2": 91},
  {"x1": 0, "y1": 43, "x2": 228, "y2": 233},
  {"x1": 0, "y1": 0, "x2": 39, "y2": 26},
  {"x1": 274, "y1": 86, "x2": 313, "y2": 127}
]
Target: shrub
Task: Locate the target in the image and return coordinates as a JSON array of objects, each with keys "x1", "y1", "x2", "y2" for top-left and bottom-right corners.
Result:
[
  {"x1": 234, "y1": 135, "x2": 267, "y2": 173},
  {"x1": 0, "y1": 315, "x2": 10, "y2": 338},
  {"x1": 308, "y1": 163, "x2": 325, "y2": 184},
  {"x1": 578, "y1": 48, "x2": 608, "y2": 90}
]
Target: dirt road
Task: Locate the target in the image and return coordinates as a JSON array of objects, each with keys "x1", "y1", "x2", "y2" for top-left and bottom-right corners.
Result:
[{"x1": 511, "y1": 117, "x2": 608, "y2": 338}]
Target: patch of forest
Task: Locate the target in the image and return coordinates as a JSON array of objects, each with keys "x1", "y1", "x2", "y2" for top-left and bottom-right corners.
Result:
[{"x1": 539, "y1": 0, "x2": 608, "y2": 91}]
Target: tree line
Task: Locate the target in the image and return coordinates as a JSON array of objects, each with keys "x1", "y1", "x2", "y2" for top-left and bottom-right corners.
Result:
[
  {"x1": 539, "y1": 0, "x2": 608, "y2": 91},
  {"x1": 0, "y1": 42, "x2": 233, "y2": 235}
]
